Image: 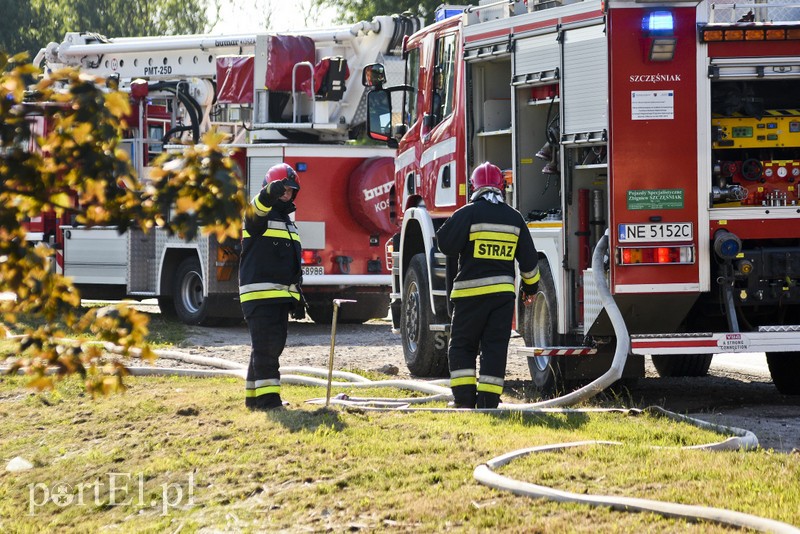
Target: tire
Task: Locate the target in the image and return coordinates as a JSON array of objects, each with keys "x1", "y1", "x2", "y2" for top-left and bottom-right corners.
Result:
[
  {"x1": 766, "y1": 352, "x2": 800, "y2": 395},
  {"x1": 173, "y1": 256, "x2": 215, "y2": 325},
  {"x1": 651, "y1": 354, "x2": 713, "y2": 377},
  {"x1": 157, "y1": 296, "x2": 177, "y2": 318},
  {"x1": 522, "y1": 261, "x2": 565, "y2": 397},
  {"x1": 400, "y1": 253, "x2": 448, "y2": 377}
]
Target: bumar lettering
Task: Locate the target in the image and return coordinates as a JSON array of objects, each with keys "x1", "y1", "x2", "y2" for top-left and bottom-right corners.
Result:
[
  {"x1": 362, "y1": 181, "x2": 393, "y2": 201},
  {"x1": 629, "y1": 74, "x2": 681, "y2": 83},
  {"x1": 474, "y1": 240, "x2": 516, "y2": 260}
]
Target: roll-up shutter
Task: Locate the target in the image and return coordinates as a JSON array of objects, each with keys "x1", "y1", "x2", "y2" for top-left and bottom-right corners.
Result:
[
  {"x1": 463, "y1": 21, "x2": 511, "y2": 62},
  {"x1": 248, "y1": 156, "x2": 283, "y2": 199},
  {"x1": 708, "y1": 57, "x2": 800, "y2": 80},
  {"x1": 562, "y1": 24, "x2": 608, "y2": 141},
  {"x1": 513, "y1": 33, "x2": 560, "y2": 87}
]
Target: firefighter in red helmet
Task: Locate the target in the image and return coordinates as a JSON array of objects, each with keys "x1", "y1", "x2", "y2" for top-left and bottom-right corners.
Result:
[
  {"x1": 239, "y1": 163, "x2": 302, "y2": 410},
  {"x1": 436, "y1": 162, "x2": 540, "y2": 409}
]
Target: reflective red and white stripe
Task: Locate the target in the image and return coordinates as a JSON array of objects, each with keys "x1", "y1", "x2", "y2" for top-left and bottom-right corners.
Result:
[{"x1": 515, "y1": 347, "x2": 598, "y2": 357}]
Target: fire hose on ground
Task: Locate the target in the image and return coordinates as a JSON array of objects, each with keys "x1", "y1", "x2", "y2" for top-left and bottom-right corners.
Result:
[{"x1": 4, "y1": 233, "x2": 799, "y2": 532}]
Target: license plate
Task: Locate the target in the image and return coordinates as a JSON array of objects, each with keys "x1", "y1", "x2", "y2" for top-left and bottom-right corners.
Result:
[
  {"x1": 302, "y1": 266, "x2": 324, "y2": 276},
  {"x1": 618, "y1": 222, "x2": 693, "y2": 243}
]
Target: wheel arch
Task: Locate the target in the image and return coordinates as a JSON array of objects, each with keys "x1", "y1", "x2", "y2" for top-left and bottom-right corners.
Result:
[
  {"x1": 159, "y1": 246, "x2": 202, "y2": 297},
  {"x1": 535, "y1": 247, "x2": 564, "y2": 336},
  {"x1": 399, "y1": 207, "x2": 439, "y2": 315}
]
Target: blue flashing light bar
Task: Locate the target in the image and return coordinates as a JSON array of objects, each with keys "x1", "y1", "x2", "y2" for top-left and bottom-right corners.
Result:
[{"x1": 643, "y1": 11, "x2": 674, "y2": 35}]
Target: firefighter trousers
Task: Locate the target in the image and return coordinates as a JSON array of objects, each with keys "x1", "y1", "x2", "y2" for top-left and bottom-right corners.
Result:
[
  {"x1": 448, "y1": 294, "x2": 514, "y2": 409},
  {"x1": 245, "y1": 302, "x2": 292, "y2": 409}
]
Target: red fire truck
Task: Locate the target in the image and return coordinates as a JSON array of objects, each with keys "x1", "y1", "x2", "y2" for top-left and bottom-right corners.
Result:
[
  {"x1": 363, "y1": 0, "x2": 800, "y2": 395},
  {"x1": 33, "y1": 15, "x2": 420, "y2": 325}
]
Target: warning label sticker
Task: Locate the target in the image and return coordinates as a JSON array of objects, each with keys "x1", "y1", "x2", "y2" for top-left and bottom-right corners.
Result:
[
  {"x1": 717, "y1": 333, "x2": 751, "y2": 352},
  {"x1": 632, "y1": 91, "x2": 674, "y2": 120}
]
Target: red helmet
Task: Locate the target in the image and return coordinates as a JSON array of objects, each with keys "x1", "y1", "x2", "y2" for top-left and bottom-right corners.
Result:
[
  {"x1": 470, "y1": 162, "x2": 504, "y2": 191},
  {"x1": 263, "y1": 163, "x2": 300, "y2": 191}
]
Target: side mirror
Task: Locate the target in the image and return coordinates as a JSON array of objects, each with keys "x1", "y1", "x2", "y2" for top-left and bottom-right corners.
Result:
[
  {"x1": 367, "y1": 89, "x2": 393, "y2": 142},
  {"x1": 361, "y1": 63, "x2": 387, "y2": 88}
]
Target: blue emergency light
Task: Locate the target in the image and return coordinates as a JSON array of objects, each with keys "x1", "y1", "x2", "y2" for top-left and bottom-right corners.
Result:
[{"x1": 643, "y1": 11, "x2": 674, "y2": 35}]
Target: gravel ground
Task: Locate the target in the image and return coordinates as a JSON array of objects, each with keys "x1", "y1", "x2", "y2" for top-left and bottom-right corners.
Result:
[{"x1": 143, "y1": 315, "x2": 800, "y2": 453}]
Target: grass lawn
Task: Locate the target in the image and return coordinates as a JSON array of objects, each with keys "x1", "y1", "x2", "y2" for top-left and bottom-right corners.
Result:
[{"x1": 0, "y1": 375, "x2": 798, "y2": 533}]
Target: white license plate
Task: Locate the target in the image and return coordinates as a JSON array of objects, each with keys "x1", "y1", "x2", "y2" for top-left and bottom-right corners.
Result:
[
  {"x1": 618, "y1": 222, "x2": 693, "y2": 243},
  {"x1": 302, "y1": 266, "x2": 324, "y2": 276}
]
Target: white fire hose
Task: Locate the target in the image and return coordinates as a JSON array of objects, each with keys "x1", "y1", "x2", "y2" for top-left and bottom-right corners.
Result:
[{"x1": 4, "y1": 231, "x2": 798, "y2": 531}]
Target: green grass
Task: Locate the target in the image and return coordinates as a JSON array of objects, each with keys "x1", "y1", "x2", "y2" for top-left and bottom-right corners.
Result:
[{"x1": 0, "y1": 375, "x2": 797, "y2": 533}]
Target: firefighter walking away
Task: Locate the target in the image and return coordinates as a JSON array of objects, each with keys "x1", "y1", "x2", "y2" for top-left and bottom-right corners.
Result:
[
  {"x1": 239, "y1": 163, "x2": 302, "y2": 410},
  {"x1": 436, "y1": 162, "x2": 540, "y2": 409}
]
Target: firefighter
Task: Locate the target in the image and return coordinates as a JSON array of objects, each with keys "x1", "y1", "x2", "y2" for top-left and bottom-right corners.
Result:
[
  {"x1": 436, "y1": 162, "x2": 540, "y2": 409},
  {"x1": 239, "y1": 163, "x2": 302, "y2": 410}
]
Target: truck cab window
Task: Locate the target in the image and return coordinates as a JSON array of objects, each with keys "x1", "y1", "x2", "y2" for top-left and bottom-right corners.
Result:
[
  {"x1": 404, "y1": 47, "x2": 420, "y2": 126},
  {"x1": 431, "y1": 34, "x2": 456, "y2": 127}
]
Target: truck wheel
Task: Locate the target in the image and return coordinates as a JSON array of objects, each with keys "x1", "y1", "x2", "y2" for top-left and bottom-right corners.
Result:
[
  {"x1": 651, "y1": 354, "x2": 712, "y2": 377},
  {"x1": 401, "y1": 253, "x2": 448, "y2": 377},
  {"x1": 173, "y1": 257, "x2": 214, "y2": 325},
  {"x1": 523, "y1": 261, "x2": 565, "y2": 397},
  {"x1": 157, "y1": 297, "x2": 177, "y2": 318},
  {"x1": 766, "y1": 352, "x2": 800, "y2": 395}
]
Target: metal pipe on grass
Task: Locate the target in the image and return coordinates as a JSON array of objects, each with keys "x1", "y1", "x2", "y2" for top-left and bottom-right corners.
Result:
[{"x1": 326, "y1": 299, "x2": 356, "y2": 407}]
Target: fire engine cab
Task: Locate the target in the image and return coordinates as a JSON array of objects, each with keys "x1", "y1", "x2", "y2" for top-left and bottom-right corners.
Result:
[
  {"x1": 33, "y1": 15, "x2": 421, "y2": 325},
  {"x1": 364, "y1": 0, "x2": 800, "y2": 395}
]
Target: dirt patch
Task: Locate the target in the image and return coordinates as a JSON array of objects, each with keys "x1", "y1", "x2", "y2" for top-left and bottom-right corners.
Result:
[{"x1": 175, "y1": 317, "x2": 800, "y2": 453}]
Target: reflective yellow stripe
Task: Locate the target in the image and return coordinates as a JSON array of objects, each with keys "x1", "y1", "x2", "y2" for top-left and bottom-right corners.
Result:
[
  {"x1": 245, "y1": 385, "x2": 281, "y2": 397},
  {"x1": 450, "y1": 283, "x2": 515, "y2": 299},
  {"x1": 522, "y1": 271, "x2": 541, "y2": 284},
  {"x1": 240, "y1": 290, "x2": 301, "y2": 302},
  {"x1": 469, "y1": 231, "x2": 518, "y2": 243},
  {"x1": 451, "y1": 376, "x2": 477, "y2": 387},
  {"x1": 263, "y1": 229, "x2": 301, "y2": 244},
  {"x1": 242, "y1": 229, "x2": 251, "y2": 238},
  {"x1": 477, "y1": 383, "x2": 503, "y2": 395},
  {"x1": 253, "y1": 197, "x2": 271, "y2": 216}
]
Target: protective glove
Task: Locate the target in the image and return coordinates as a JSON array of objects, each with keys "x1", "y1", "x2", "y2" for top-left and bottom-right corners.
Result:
[
  {"x1": 522, "y1": 282, "x2": 539, "y2": 306},
  {"x1": 266, "y1": 180, "x2": 286, "y2": 202},
  {"x1": 291, "y1": 301, "x2": 306, "y2": 320}
]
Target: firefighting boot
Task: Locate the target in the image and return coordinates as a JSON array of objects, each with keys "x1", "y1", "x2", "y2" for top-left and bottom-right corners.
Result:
[
  {"x1": 449, "y1": 384, "x2": 476, "y2": 409},
  {"x1": 246, "y1": 393, "x2": 285, "y2": 411},
  {"x1": 476, "y1": 391, "x2": 501, "y2": 409}
]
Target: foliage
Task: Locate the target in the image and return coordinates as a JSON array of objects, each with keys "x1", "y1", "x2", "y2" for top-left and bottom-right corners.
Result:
[
  {"x1": 0, "y1": 53, "x2": 245, "y2": 395},
  {"x1": 0, "y1": 0, "x2": 218, "y2": 61},
  {"x1": 317, "y1": 0, "x2": 479, "y2": 25}
]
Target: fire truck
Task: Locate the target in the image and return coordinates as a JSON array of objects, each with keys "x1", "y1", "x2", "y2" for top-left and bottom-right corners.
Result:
[
  {"x1": 363, "y1": 0, "x2": 800, "y2": 395},
  {"x1": 32, "y1": 15, "x2": 421, "y2": 325}
]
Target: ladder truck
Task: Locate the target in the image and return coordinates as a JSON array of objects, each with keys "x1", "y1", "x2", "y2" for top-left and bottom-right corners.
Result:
[
  {"x1": 363, "y1": 0, "x2": 800, "y2": 395},
  {"x1": 33, "y1": 15, "x2": 421, "y2": 325}
]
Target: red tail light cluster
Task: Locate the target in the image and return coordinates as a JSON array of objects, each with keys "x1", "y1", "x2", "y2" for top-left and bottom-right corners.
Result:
[{"x1": 618, "y1": 246, "x2": 695, "y2": 265}]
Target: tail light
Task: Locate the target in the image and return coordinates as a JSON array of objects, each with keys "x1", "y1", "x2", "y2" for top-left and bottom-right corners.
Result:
[
  {"x1": 617, "y1": 246, "x2": 694, "y2": 265},
  {"x1": 302, "y1": 249, "x2": 321, "y2": 266}
]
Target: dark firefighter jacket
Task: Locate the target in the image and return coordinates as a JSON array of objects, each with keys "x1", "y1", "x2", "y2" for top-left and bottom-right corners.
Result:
[
  {"x1": 239, "y1": 183, "x2": 302, "y2": 316},
  {"x1": 436, "y1": 196, "x2": 540, "y2": 299}
]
